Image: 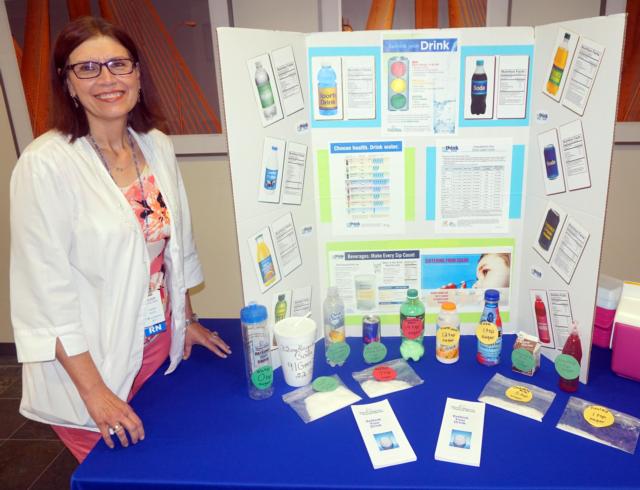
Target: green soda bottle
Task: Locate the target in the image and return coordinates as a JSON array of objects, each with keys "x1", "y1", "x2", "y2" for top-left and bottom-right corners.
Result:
[
  {"x1": 274, "y1": 294, "x2": 287, "y2": 323},
  {"x1": 400, "y1": 289, "x2": 425, "y2": 361}
]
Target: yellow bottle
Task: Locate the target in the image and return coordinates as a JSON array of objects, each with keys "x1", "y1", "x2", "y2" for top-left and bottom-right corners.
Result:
[
  {"x1": 256, "y1": 235, "x2": 275, "y2": 287},
  {"x1": 547, "y1": 33, "x2": 571, "y2": 95}
]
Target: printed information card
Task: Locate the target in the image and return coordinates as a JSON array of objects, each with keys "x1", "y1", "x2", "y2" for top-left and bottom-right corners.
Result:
[
  {"x1": 434, "y1": 398, "x2": 485, "y2": 467},
  {"x1": 352, "y1": 399, "x2": 417, "y2": 469}
]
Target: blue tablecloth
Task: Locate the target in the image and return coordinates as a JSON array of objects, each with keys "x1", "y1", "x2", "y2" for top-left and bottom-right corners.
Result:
[{"x1": 72, "y1": 319, "x2": 640, "y2": 489}]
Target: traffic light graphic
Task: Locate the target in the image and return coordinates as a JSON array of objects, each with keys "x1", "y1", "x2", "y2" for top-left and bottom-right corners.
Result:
[{"x1": 388, "y1": 56, "x2": 409, "y2": 111}]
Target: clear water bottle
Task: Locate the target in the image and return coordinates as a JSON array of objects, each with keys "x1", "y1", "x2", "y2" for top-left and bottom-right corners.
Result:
[
  {"x1": 240, "y1": 303, "x2": 274, "y2": 400},
  {"x1": 323, "y1": 287, "x2": 347, "y2": 366}
]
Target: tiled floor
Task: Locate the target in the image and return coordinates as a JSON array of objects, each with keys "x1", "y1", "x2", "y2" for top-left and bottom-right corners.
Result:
[{"x1": 0, "y1": 352, "x2": 78, "y2": 490}]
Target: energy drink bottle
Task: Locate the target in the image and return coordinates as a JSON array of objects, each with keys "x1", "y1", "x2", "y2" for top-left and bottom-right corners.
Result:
[
  {"x1": 470, "y1": 60, "x2": 487, "y2": 115},
  {"x1": 534, "y1": 296, "x2": 551, "y2": 344},
  {"x1": 547, "y1": 33, "x2": 571, "y2": 95},
  {"x1": 317, "y1": 64, "x2": 338, "y2": 115},
  {"x1": 255, "y1": 235, "x2": 276, "y2": 287},
  {"x1": 544, "y1": 144, "x2": 559, "y2": 180},
  {"x1": 477, "y1": 289, "x2": 502, "y2": 366},
  {"x1": 254, "y1": 62, "x2": 277, "y2": 119}
]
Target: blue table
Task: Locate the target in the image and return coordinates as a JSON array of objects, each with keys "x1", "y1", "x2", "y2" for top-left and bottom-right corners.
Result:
[{"x1": 72, "y1": 319, "x2": 640, "y2": 489}]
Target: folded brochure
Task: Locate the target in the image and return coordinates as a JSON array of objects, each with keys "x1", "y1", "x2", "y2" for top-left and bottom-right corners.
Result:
[
  {"x1": 351, "y1": 399, "x2": 417, "y2": 469},
  {"x1": 434, "y1": 397, "x2": 485, "y2": 467}
]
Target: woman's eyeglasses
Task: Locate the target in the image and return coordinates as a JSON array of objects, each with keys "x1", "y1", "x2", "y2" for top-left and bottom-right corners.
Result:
[{"x1": 65, "y1": 58, "x2": 136, "y2": 79}]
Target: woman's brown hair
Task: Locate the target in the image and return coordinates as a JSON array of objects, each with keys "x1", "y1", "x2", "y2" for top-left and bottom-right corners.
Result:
[{"x1": 50, "y1": 16, "x2": 165, "y2": 140}]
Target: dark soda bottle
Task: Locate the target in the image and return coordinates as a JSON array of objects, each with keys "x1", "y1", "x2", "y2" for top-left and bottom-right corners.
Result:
[
  {"x1": 559, "y1": 321, "x2": 582, "y2": 392},
  {"x1": 470, "y1": 60, "x2": 487, "y2": 115}
]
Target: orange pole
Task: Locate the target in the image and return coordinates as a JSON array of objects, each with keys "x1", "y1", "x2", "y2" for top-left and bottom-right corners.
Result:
[
  {"x1": 366, "y1": 0, "x2": 396, "y2": 30},
  {"x1": 617, "y1": 1, "x2": 640, "y2": 121},
  {"x1": 415, "y1": 0, "x2": 438, "y2": 29},
  {"x1": 67, "y1": 0, "x2": 92, "y2": 19},
  {"x1": 22, "y1": 0, "x2": 50, "y2": 137}
]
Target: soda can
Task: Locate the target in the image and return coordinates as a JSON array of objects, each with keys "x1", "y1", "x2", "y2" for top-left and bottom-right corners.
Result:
[
  {"x1": 543, "y1": 144, "x2": 559, "y2": 180},
  {"x1": 363, "y1": 315, "x2": 381, "y2": 344}
]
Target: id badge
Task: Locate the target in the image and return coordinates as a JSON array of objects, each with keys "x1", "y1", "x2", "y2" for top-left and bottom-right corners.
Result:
[{"x1": 140, "y1": 290, "x2": 167, "y2": 337}]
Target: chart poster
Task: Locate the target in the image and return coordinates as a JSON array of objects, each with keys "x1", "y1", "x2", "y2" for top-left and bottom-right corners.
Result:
[
  {"x1": 434, "y1": 138, "x2": 512, "y2": 234},
  {"x1": 328, "y1": 140, "x2": 405, "y2": 236},
  {"x1": 382, "y1": 35, "x2": 459, "y2": 135},
  {"x1": 328, "y1": 248, "x2": 421, "y2": 315},
  {"x1": 550, "y1": 216, "x2": 590, "y2": 284},
  {"x1": 326, "y1": 239, "x2": 514, "y2": 331},
  {"x1": 247, "y1": 53, "x2": 284, "y2": 126}
]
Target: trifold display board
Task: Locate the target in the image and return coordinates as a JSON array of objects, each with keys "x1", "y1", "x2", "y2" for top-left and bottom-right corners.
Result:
[{"x1": 217, "y1": 14, "x2": 625, "y2": 382}]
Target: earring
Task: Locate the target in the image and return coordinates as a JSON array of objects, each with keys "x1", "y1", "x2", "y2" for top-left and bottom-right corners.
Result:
[{"x1": 72, "y1": 96, "x2": 79, "y2": 109}]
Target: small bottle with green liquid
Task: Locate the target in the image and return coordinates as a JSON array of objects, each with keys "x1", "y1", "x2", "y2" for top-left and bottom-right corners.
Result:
[{"x1": 400, "y1": 289, "x2": 425, "y2": 361}]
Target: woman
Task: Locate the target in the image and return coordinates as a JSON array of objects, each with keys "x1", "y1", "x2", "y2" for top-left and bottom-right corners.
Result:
[{"x1": 10, "y1": 16, "x2": 231, "y2": 462}]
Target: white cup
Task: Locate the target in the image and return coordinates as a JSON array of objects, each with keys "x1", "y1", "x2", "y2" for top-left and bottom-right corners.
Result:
[{"x1": 274, "y1": 317, "x2": 317, "y2": 387}]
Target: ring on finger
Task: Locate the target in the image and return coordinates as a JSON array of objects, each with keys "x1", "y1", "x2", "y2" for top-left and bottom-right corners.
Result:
[{"x1": 112, "y1": 423, "x2": 123, "y2": 432}]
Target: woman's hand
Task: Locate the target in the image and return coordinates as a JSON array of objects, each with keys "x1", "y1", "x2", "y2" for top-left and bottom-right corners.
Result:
[
  {"x1": 82, "y1": 383, "x2": 145, "y2": 449},
  {"x1": 184, "y1": 321, "x2": 232, "y2": 360}
]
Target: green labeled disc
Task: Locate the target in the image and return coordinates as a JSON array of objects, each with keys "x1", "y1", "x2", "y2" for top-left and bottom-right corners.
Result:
[
  {"x1": 251, "y1": 365, "x2": 273, "y2": 390},
  {"x1": 326, "y1": 342, "x2": 350, "y2": 365},
  {"x1": 511, "y1": 348, "x2": 535, "y2": 372},
  {"x1": 312, "y1": 376, "x2": 339, "y2": 392},
  {"x1": 555, "y1": 354, "x2": 580, "y2": 380},
  {"x1": 363, "y1": 342, "x2": 387, "y2": 364}
]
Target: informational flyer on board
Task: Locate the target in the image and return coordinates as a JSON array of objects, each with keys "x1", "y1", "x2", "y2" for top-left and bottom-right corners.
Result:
[
  {"x1": 434, "y1": 139, "x2": 512, "y2": 233},
  {"x1": 328, "y1": 140, "x2": 405, "y2": 236},
  {"x1": 382, "y1": 35, "x2": 459, "y2": 135}
]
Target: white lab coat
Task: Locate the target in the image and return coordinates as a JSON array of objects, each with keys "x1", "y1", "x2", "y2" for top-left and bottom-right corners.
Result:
[{"x1": 10, "y1": 128, "x2": 204, "y2": 430}]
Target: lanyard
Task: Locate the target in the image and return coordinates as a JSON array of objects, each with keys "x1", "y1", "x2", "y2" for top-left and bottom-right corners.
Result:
[{"x1": 88, "y1": 129, "x2": 149, "y2": 236}]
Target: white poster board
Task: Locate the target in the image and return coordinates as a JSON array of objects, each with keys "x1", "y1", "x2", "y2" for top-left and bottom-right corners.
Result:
[{"x1": 218, "y1": 14, "x2": 625, "y2": 383}]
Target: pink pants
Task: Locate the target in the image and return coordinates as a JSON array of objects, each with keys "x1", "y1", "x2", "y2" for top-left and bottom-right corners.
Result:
[{"x1": 53, "y1": 324, "x2": 171, "y2": 462}]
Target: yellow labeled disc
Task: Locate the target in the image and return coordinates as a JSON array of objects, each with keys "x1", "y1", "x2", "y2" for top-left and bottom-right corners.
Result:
[
  {"x1": 390, "y1": 78, "x2": 406, "y2": 94},
  {"x1": 505, "y1": 386, "x2": 533, "y2": 403},
  {"x1": 436, "y1": 326, "x2": 460, "y2": 346},
  {"x1": 583, "y1": 405, "x2": 615, "y2": 428},
  {"x1": 476, "y1": 322, "x2": 499, "y2": 345}
]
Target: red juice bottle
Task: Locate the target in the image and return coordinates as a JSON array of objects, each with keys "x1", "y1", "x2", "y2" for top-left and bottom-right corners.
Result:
[
  {"x1": 559, "y1": 321, "x2": 582, "y2": 392},
  {"x1": 534, "y1": 296, "x2": 551, "y2": 344}
]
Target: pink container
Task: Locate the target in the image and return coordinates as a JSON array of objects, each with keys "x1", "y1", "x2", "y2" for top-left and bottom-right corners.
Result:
[
  {"x1": 592, "y1": 275, "x2": 622, "y2": 348},
  {"x1": 611, "y1": 282, "x2": 640, "y2": 382},
  {"x1": 611, "y1": 322, "x2": 640, "y2": 382}
]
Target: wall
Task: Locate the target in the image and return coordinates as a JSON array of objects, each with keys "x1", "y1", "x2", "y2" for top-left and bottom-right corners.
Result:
[{"x1": 0, "y1": 83, "x2": 15, "y2": 341}]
